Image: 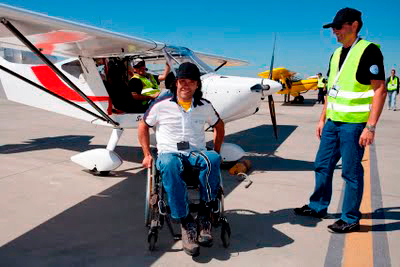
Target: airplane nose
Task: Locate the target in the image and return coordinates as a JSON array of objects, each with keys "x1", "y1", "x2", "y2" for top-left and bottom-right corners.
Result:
[{"x1": 250, "y1": 79, "x2": 282, "y2": 97}]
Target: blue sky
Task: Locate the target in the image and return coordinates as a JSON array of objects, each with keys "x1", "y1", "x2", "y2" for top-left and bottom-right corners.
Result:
[{"x1": 2, "y1": 0, "x2": 399, "y2": 78}]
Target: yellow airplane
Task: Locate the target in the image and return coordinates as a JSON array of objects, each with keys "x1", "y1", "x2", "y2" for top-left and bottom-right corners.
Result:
[{"x1": 259, "y1": 67, "x2": 318, "y2": 104}]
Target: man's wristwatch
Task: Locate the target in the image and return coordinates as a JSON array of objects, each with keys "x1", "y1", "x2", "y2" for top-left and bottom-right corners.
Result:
[{"x1": 365, "y1": 124, "x2": 376, "y2": 132}]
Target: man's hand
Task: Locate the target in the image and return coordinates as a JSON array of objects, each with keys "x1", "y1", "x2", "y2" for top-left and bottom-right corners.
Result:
[
  {"x1": 142, "y1": 154, "x2": 153, "y2": 168},
  {"x1": 151, "y1": 91, "x2": 160, "y2": 98},
  {"x1": 359, "y1": 128, "x2": 375, "y2": 147},
  {"x1": 316, "y1": 120, "x2": 325, "y2": 139}
]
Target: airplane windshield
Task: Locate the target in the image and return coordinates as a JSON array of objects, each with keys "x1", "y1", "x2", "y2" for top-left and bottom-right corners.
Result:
[{"x1": 163, "y1": 46, "x2": 213, "y2": 75}]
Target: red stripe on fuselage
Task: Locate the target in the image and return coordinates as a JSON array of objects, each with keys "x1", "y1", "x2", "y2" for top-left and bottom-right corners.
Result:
[{"x1": 31, "y1": 65, "x2": 109, "y2": 102}]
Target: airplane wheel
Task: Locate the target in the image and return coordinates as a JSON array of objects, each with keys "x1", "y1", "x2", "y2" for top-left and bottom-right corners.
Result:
[
  {"x1": 298, "y1": 95, "x2": 304, "y2": 104},
  {"x1": 99, "y1": 171, "x2": 110, "y2": 176}
]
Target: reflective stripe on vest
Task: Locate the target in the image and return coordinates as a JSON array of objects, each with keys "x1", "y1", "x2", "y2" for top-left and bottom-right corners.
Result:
[
  {"x1": 317, "y1": 77, "x2": 325, "y2": 88},
  {"x1": 387, "y1": 76, "x2": 398, "y2": 91},
  {"x1": 326, "y1": 39, "x2": 374, "y2": 123}
]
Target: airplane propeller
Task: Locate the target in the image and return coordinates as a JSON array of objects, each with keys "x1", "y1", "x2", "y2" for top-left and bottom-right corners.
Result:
[{"x1": 266, "y1": 35, "x2": 278, "y2": 140}]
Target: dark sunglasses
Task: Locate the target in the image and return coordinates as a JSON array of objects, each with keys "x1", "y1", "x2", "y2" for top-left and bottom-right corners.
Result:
[{"x1": 333, "y1": 22, "x2": 352, "y2": 30}]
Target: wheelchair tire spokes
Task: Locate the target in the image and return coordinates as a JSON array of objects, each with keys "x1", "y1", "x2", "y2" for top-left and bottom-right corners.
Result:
[{"x1": 220, "y1": 216, "x2": 231, "y2": 248}]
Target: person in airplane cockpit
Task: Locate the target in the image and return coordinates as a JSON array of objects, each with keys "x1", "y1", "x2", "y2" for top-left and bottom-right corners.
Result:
[
  {"x1": 138, "y1": 62, "x2": 225, "y2": 257},
  {"x1": 128, "y1": 58, "x2": 170, "y2": 110}
]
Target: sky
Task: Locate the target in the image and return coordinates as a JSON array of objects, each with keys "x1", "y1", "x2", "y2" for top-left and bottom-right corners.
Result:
[{"x1": 1, "y1": 0, "x2": 400, "y2": 78}]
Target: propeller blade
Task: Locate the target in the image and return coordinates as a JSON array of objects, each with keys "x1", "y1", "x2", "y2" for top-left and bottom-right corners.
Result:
[
  {"x1": 268, "y1": 34, "x2": 276, "y2": 80},
  {"x1": 268, "y1": 95, "x2": 278, "y2": 140},
  {"x1": 268, "y1": 34, "x2": 278, "y2": 139}
]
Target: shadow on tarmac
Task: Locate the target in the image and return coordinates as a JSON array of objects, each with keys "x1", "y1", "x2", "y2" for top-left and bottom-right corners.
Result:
[
  {"x1": 327, "y1": 207, "x2": 400, "y2": 232},
  {"x1": 0, "y1": 124, "x2": 323, "y2": 265},
  {"x1": 193, "y1": 208, "x2": 322, "y2": 263},
  {"x1": 280, "y1": 98, "x2": 319, "y2": 107}
]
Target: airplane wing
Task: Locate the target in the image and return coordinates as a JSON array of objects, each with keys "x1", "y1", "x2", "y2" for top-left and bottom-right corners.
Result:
[
  {"x1": 194, "y1": 51, "x2": 248, "y2": 67},
  {"x1": 0, "y1": 4, "x2": 164, "y2": 58},
  {"x1": 258, "y1": 67, "x2": 297, "y2": 80}
]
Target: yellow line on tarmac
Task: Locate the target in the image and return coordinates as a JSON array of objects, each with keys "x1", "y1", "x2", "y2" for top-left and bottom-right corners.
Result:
[{"x1": 343, "y1": 145, "x2": 373, "y2": 267}]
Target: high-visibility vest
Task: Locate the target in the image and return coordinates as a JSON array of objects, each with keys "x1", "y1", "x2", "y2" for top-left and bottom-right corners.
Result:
[
  {"x1": 132, "y1": 74, "x2": 160, "y2": 105},
  {"x1": 387, "y1": 76, "x2": 398, "y2": 91},
  {"x1": 326, "y1": 39, "x2": 375, "y2": 123},
  {"x1": 317, "y1": 77, "x2": 325, "y2": 88}
]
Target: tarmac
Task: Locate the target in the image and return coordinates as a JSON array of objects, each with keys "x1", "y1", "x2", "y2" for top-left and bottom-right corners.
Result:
[{"x1": 0, "y1": 90, "x2": 399, "y2": 267}]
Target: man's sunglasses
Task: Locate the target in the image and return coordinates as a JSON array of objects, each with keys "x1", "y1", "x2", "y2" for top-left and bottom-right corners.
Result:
[{"x1": 333, "y1": 22, "x2": 352, "y2": 30}]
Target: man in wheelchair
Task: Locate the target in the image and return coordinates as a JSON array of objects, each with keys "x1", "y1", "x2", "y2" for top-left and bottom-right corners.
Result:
[{"x1": 138, "y1": 62, "x2": 225, "y2": 256}]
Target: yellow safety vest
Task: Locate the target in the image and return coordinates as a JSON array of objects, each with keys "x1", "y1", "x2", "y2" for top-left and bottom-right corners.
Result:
[
  {"x1": 326, "y1": 40, "x2": 375, "y2": 123},
  {"x1": 387, "y1": 76, "x2": 398, "y2": 91},
  {"x1": 317, "y1": 77, "x2": 325, "y2": 88},
  {"x1": 132, "y1": 74, "x2": 160, "y2": 105}
]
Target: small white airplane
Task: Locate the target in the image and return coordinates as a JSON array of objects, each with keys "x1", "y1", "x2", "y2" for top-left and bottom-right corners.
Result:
[{"x1": 0, "y1": 4, "x2": 282, "y2": 175}]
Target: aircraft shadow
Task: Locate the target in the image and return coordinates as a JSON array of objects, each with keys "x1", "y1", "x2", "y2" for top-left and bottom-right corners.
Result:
[
  {"x1": 220, "y1": 124, "x2": 316, "y2": 172},
  {"x1": 0, "y1": 168, "x2": 323, "y2": 266},
  {"x1": 193, "y1": 208, "x2": 322, "y2": 263},
  {"x1": 281, "y1": 98, "x2": 318, "y2": 107}
]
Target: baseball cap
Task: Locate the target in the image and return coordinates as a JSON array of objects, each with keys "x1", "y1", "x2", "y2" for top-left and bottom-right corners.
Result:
[
  {"x1": 176, "y1": 62, "x2": 200, "y2": 80},
  {"x1": 132, "y1": 58, "x2": 145, "y2": 68},
  {"x1": 323, "y1": 7, "x2": 362, "y2": 29}
]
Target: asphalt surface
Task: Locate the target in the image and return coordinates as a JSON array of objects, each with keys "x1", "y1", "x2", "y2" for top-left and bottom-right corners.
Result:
[{"x1": 0, "y1": 91, "x2": 399, "y2": 266}]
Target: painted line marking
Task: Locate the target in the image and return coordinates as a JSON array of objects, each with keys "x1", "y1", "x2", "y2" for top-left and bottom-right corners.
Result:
[{"x1": 343, "y1": 145, "x2": 373, "y2": 267}]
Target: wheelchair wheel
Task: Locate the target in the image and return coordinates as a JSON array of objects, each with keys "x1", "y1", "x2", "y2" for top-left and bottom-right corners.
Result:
[
  {"x1": 220, "y1": 216, "x2": 231, "y2": 248},
  {"x1": 148, "y1": 228, "x2": 158, "y2": 251},
  {"x1": 145, "y1": 159, "x2": 157, "y2": 226}
]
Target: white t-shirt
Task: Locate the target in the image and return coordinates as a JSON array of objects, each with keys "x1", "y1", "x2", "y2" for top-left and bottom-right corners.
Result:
[{"x1": 143, "y1": 95, "x2": 220, "y2": 154}]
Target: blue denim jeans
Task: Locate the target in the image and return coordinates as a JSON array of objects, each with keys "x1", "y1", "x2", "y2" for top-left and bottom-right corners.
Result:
[
  {"x1": 308, "y1": 119, "x2": 365, "y2": 224},
  {"x1": 387, "y1": 90, "x2": 397, "y2": 110},
  {"x1": 156, "y1": 150, "x2": 221, "y2": 220}
]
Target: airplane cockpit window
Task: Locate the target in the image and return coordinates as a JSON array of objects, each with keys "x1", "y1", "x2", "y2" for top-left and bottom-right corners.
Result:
[
  {"x1": 0, "y1": 47, "x2": 65, "y2": 64},
  {"x1": 61, "y1": 60, "x2": 84, "y2": 79},
  {"x1": 164, "y1": 46, "x2": 213, "y2": 76}
]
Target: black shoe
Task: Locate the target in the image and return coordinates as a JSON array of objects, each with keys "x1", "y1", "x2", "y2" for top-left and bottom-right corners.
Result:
[
  {"x1": 327, "y1": 219, "x2": 360, "y2": 233},
  {"x1": 293, "y1": 205, "x2": 326, "y2": 218}
]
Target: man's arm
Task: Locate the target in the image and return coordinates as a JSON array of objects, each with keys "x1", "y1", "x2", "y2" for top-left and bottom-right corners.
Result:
[
  {"x1": 359, "y1": 80, "x2": 387, "y2": 147},
  {"x1": 213, "y1": 120, "x2": 225, "y2": 153},
  {"x1": 138, "y1": 120, "x2": 153, "y2": 168},
  {"x1": 158, "y1": 63, "x2": 171, "y2": 82},
  {"x1": 316, "y1": 97, "x2": 328, "y2": 139}
]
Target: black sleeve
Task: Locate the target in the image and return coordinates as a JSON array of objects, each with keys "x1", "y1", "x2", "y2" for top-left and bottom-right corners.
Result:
[
  {"x1": 326, "y1": 53, "x2": 333, "y2": 79},
  {"x1": 128, "y1": 78, "x2": 143, "y2": 94},
  {"x1": 356, "y1": 43, "x2": 385, "y2": 85},
  {"x1": 154, "y1": 75, "x2": 160, "y2": 85}
]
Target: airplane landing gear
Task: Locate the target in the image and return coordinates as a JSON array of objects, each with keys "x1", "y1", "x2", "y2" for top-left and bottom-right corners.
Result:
[{"x1": 293, "y1": 95, "x2": 304, "y2": 104}]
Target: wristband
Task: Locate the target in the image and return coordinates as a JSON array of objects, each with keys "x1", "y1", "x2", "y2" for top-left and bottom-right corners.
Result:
[{"x1": 365, "y1": 124, "x2": 376, "y2": 132}]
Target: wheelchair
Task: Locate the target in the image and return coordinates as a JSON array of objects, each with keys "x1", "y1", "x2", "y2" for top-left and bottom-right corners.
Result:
[{"x1": 144, "y1": 155, "x2": 231, "y2": 251}]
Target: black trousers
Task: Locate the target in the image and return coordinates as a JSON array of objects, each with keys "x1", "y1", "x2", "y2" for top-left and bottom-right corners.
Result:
[{"x1": 317, "y1": 88, "x2": 326, "y2": 104}]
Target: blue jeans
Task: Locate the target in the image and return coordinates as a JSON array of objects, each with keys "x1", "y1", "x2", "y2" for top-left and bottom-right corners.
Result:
[
  {"x1": 156, "y1": 151, "x2": 221, "y2": 220},
  {"x1": 308, "y1": 119, "x2": 365, "y2": 224},
  {"x1": 387, "y1": 90, "x2": 397, "y2": 109}
]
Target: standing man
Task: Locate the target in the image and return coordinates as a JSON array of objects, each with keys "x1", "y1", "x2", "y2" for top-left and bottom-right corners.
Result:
[
  {"x1": 317, "y1": 72, "x2": 327, "y2": 104},
  {"x1": 294, "y1": 7, "x2": 386, "y2": 233},
  {"x1": 138, "y1": 62, "x2": 225, "y2": 256},
  {"x1": 386, "y1": 69, "x2": 399, "y2": 111}
]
